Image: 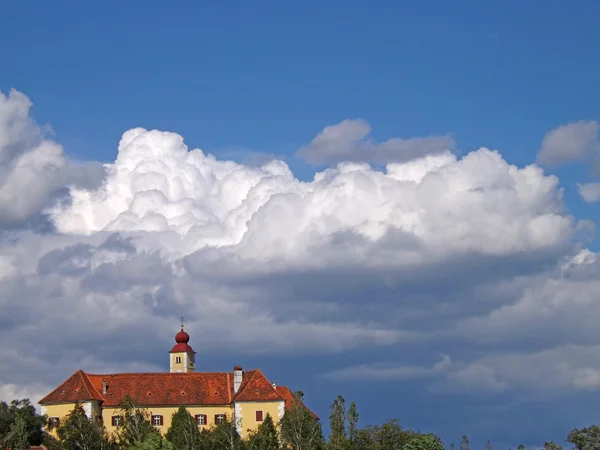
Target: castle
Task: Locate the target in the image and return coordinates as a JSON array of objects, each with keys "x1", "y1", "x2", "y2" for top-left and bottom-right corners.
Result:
[{"x1": 38, "y1": 323, "x2": 316, "y2": 438}]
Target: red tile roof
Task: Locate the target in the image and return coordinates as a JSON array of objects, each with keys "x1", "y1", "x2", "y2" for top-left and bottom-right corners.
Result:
[
  {"x1": 39, "y1": 369, "x2": 318, "y2": 419},
  {"x1": 276, "y1": 385, "x2": 319, "y2": 420}
]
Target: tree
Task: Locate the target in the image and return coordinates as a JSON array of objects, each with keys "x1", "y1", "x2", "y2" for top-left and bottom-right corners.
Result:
[
  {"x1": 246, "y1": 413, "x2": 279, "y2": 450},
  {"x1": 346, "y1": 402, "x2": 358, "y2": 449},
  {"x1": 114, "y1": 395, "x2": 160, "y2": 447},
  {"x1": 567, "y1": 425, "x2": 600, "y2": 450},
  {"x1": 280, "y1": 398, "x2": 324, "y2": 450},
  {"x1": 3, "y1": 414, "x2": 29, "y2": 450},
  {"x1": 165, "y1": 406, "x2": 203, "y2": 450},
  {"x1": 56, "y1": 403, "x2": 116, "y2": 450},
  {"x1": 352, "y1": 418, "x2": 419, "y2": 450},
  {"x1": 129, "y1": 433, "x2": 174, "y2": 450},
  {"x1": 542, "y1": 442, "x2": 564, "y2": 450},
  {"x1": 329, "y1": 395, "x2": 347, "y2": 450},
  {"x1": 0, "y1": 399, "x2": 45, "y2": 449},
  {"x1": 403, "y1": 434, "x2": 445, "y2": 450},
  {"x1": 460, "y1": 435, "x2": 469, "y2": 450},
  {"x1": 206, "y1": 415, "x2": 244, "y2": 450},
  {"x1": 517, "y1": 445, "x2": 525, "y2": 450},
  {"x1": 486, "y1": 440, "x2": 494, "y2": 450}
]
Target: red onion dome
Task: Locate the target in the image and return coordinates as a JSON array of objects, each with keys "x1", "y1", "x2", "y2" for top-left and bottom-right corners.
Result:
[{"x1": 175, "y1": 329, "x2": 190, "y2": 344}]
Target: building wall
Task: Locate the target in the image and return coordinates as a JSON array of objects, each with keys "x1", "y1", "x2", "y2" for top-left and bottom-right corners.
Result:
[
  {"x1": 235, "y1": 400, "x2": 284, "y2": 438},
  {"x1": 42, "y1": 401, "x2": 101, "y2": 437},
  {"x1": 102, "y1": 404, "x2": 234, "y2": 435},
  {"x1": 41, "y1": 400, "x2": 285, "y2": 438},
  {"x1": 169, "y1": 351, "x2": 195, "y2": 372}
]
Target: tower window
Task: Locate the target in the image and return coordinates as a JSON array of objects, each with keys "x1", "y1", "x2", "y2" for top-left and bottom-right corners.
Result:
[
  {"x1": 152, "y1": 415, "x2": 163, "y2": 426},
  {"x1": 175, "y1": 356, "x2": 182, "y2": 364}
]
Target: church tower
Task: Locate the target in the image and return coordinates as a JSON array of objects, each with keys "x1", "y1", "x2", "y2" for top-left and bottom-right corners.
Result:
[{"x1": 169, "y1": 318, "x2": 196, "y2": 373}]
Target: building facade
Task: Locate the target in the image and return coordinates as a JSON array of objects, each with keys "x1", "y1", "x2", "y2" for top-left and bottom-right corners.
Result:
[{"x1": 38, "y1": 325, "x2": 315, "y2": 438}]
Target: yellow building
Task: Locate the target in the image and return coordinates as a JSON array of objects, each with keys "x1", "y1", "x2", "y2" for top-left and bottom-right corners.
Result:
[{"x1": 38, "y1": 324, "x2": 316, "y2": 438}]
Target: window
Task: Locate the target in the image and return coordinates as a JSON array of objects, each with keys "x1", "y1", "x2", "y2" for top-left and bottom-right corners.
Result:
[
  {"x1": 255, "y1": 410, "x2": 263, "y2": 422},
  {"x1": 152, "y1": 415, "x2": 164, "y2": 426},
  {"x1": 112, "y1": 416, "x2": 122, "y2": 427},
  {"x1": 48, "y1": 417, "x2": 60, "y2": 429},
  {"x1": 215, "y1": 414, "x2": 226, "y2": 424},
  {"x1": 195, "y1": 414, "x2": 207, "y2": 425},
  {"x1": 175, "y1": 356, "x2": 182, "y2": 364},
  {"x1": 95, "y1": 415, "x2": 103, "y2": 424}
]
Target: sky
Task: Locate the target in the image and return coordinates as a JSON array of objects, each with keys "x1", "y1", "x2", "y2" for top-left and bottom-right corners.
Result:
[{"x1": 1, "y1": 0, "x2": 600, "y2": 448}]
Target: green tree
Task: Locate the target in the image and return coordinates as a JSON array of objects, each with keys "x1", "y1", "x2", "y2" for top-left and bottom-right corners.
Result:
[
  {"x1": 206, "y1": 415, "x2": 244, "y2": 450},
  {"x1": 518, "y1": 445, "x2": 525, "y2": 450},
  {"x1": 165, "y1": 406, "x2": 203, "y2": 450},
  {"x1": 3, "y1": 414, "x2": 30, "y2": 450},
  {"x1": 280, "y1": 396, "x2": 324, "y2": 450},
  {"x1": 542, "y1": 442, "x2": 564, "y2": 450},
  {"x1": 0, "y1": 399, "x2": 45, "y2": 449},
  {"x1": 403, "y1": 434, "x2": 444, "y2": 450},
  {"x1": 129, "y1": 433, "x2": 175, "y2": 450},
  {"x1": 567, "y1": 426, "x2": 600, "y2": 450},
  {"x1": 352, "y1": 418, "x2": 419, "y2": 450},
  {"x1": 346, "y1": 402, "x2": 358, "y2": 449},
  {"x1": 114, "y1": 395, "x2": 160, "y2": 447},
  {"x1": 486, "y1": 440, "x2": 494, "y2": 450},
  {"x1": 460, "y1": 435, "x2": 469, "y2": 450},
  {"x1": 246, "y1": 413, "x2": 279, "y2": 450},
  {"x1": 56, "y1": 403, "x2": 116, "y2": 450},
  {"x1": 328, "y1": 395, "x2": 347, "y2": 450}
]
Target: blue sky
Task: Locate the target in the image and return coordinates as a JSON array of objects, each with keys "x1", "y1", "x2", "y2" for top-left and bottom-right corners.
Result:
[{"x1": 2, "y1": 1, "x2": 600, "y2": 449}]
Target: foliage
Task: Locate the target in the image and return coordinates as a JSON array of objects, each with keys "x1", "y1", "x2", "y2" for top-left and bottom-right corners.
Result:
[
  {"x1": 56, "y1": 403, "x2": 116, "y2": 450},
  {"x1": 460, "y1": 435, "x2": 469, "y2": 450},
  {"x1": 205, "y1": 415, "x2": 244, "y2": 450},
  {"x1": 567, "y1": 425, "x2": 600, "y2": 450},
  {"x1": 346, "y1": 401, "x2": 359, "y2": 446},
  {"x1": 352, "y1": 418, "x2": 420, "y2": 450},
  {"x1": 280, "y1": 396, "x2": 324, "y2": 450},
  {"x1": 403, "y1": 433, "x2": 445, "y2": 450},
  {"x1": 0, "y1": 399, "x2": 45, "y2": 450},
  {"x1": 165, "y1": 406, "x2": 203, "y2": 450},
  {"x1": 114, "y1": 395, "x2": 160, "y2": 447},
  {"x1": 543, "y1": 442, "x2": 564, "y2": 450},
  {"x1": 486, "y1": 440, "x2": 494, "y2": 450},
  {"x1": 128, "y1": 433, "x2": 174, "y2": 450},
  {"x1": 328, "y1": 395, "x2": 347, "y2": 450},
  {"x1": 246, "y1": 413, "x2": 279, "y2": 450}
]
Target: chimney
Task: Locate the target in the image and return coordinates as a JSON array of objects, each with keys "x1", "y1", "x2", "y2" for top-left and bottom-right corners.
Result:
[
  {"x1": 102, "y1": 381, "x2": 107, "y2": 394},
  {"x1": 233, "y1": 366, "x2": 243, "y2": 393}
]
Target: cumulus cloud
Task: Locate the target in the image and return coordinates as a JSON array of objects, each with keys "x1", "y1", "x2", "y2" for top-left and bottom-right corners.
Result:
[
  {"x1": 49, "y1": 127, "x2": 571, "y2": 266},
  {"x1": 578, "y1": 181, "x2": 600, "y2": 203},
  {"x1": 0, "y1": 89, "x2": 105, "y2": 228},
  {"x1": 1, "y1": 89, "x2": 598, "y2": 439},
  {"x1": 296, "y1": 119, "x2": 456, "y2": 165},
  {"x1": 536, "y1": 120, "x2": 600, "y2": 167}
]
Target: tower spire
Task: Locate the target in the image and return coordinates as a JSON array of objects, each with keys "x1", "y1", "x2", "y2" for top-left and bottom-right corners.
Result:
[{"x1": 180, "y1": 316, "x2": 184, "y2": 330}]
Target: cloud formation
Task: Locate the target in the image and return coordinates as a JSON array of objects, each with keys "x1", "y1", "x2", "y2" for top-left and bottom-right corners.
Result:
[
  {"x1": 296, "y1": 119, "x2": 455, "y2": 165},
  {"x1": 578, "y1": 182, "x2": 600, "y2": 203},
  {"x1": 536, "y1": 120, "x2": 600, "y2": 168},
  {"x1": 1, "y1": 86, "x2": 599, "y2": 450},
  {"x1": 0, "y1": 89, "x2": 104, "y2": 228}
]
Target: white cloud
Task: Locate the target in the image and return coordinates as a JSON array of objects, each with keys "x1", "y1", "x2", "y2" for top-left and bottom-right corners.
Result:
[
  {"x1": 578, "y1": 181, "x2": 600, "y2": 203},
  {"x1": 296, "y1": 119, "x2": 455, "y2": 165},
  {"x1": 536, "y1": 120, "x2": 600, "y2": 166},
  {"x1": 0, "y1": 89, "x2": 105, "y2": 227},
  {"x1": 49, "y1": 128, "x2": 571, "y2": 266}
]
